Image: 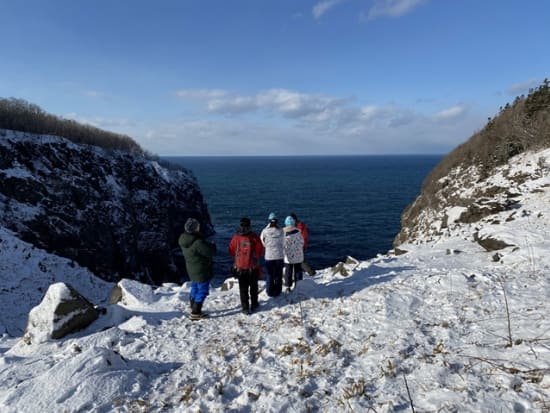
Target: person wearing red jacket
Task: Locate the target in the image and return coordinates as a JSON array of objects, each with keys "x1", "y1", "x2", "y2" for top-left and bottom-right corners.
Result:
[
  {"x1": 290, "y1": 213, "x2": 316, "y2": 276},
  {"x1": 229, "y1": 217, "x2": 264, "y2": 314}
]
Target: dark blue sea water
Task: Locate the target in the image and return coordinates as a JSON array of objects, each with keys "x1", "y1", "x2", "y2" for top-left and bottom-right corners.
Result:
[{"x1": 165, "y1": 155, "x2": 441, "y2": 285}]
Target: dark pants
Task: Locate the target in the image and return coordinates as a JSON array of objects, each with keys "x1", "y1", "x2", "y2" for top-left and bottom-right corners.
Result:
[
  {"x1": 265, "y1": 259, "x2": 283, "y2": 297},
  {"x1": 237, "y1": 269, "x2": 259, "y2": 311},
  {"x1": 284, "y1": 263, "x2": 303, "y2": 289}
]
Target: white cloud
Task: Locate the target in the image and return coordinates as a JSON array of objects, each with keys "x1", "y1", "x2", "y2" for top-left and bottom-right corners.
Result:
[
  {"x1": 433, "y1": 104, "x2": 467, "y2": 122},
  {"x1": 506, "y1": 78, "x2": 539, "y2": 96},
  {"x1": 174, "y1": 89, "x2": 228, "y2": 100},
  {"x1": 161, "y1": 88, "x2": 486, "y2": 155},
  {"x1": 312, "y1": 0, "x2": 345, "y2": 20},
  {"x1": 177, "y1": 88, "x2": 352, "y2": 125},
  {"x1": 365, "y1": 0, "x2": 427, "y2": 20},
  {"x1": 63, "y1": 113, "x2": 136, "y2": 129},
  {"x1": 139, "y1": 119, "x2": 317, "y2": 156},
  {"x1": 174, "y1": 88, "x2": 474, "y2": 133},
  {"x1": 132, "y1": 105, "x2": 484, "y2": 155},
  {"x1": 207, "y1": 95, "x2": 257, "y2": 114},
  {"x1": 259, "y1": 89, "x2": 349, "y2": 119}
]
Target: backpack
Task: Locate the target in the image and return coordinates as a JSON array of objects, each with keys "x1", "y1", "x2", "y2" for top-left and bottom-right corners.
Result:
[{"x1": 234, "y1": 234, "x2": 256, "y2": 270}]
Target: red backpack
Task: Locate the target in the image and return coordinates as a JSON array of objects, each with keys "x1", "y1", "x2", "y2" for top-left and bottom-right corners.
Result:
[{"x1": 234, "y1": 234, "x2": 257, "y2": 270}]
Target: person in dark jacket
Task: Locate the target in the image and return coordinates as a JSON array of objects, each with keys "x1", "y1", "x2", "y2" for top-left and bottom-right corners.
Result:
[
  {"x1": 229, "y1": 217, "x2": 264, "y2": 315},
  {"x1": 179, "y1": 217, "x2": 216, "y2": 320}
]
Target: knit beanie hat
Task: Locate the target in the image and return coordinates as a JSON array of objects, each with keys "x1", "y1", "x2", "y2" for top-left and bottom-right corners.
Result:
[
  {"x1": 184, "y1": 217, "x2": 200, "y2": 233},
  {"x1": 284, "y1": 216, "x2": 295, "y2": 227},
  {"x1": 268, "y1": 212, "x2": 277, "y2": 222}
]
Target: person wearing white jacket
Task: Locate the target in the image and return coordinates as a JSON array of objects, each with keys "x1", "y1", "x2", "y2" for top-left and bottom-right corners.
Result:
[
  {"x1": 260, "y1": 212, "x2": 284, "y2": 297},
  {"x1": 282, "y1": 215, "x2": 304, "y2": 292}
]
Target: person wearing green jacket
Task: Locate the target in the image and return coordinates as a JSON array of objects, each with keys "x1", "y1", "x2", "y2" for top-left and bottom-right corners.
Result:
[{"x1": 178, "y1": 217, "x2": 216, "y2": 320}]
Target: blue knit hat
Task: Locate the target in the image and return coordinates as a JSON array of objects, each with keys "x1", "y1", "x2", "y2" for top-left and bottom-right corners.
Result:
[
  {"x1": 284, "y1": 216, "x2": 295, "y2": 227},
  {"x1": 268, "y1": 212, "x2": 277, "y2": 222}
]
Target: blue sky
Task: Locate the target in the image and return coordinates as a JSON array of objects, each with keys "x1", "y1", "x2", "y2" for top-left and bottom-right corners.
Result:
[{"x1": 1, "y1": 0, "x2": 549, "y2": 155}]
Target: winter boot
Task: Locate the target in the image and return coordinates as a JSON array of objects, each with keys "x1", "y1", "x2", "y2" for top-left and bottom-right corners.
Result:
[
  {"x1": 302, "y1": 261, "x2": 316, "y2": 276},
  {"x1": 190, "y1": 301, "x2": 208, "y2": 321},
  {"x1": 189, "y1": 297, "x2": 195, "y2": 310}
]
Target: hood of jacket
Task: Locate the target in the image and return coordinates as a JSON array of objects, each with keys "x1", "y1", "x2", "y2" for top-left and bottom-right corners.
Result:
[{"x1": 179, "y1": 231, "x2": 200, "y2": 248}]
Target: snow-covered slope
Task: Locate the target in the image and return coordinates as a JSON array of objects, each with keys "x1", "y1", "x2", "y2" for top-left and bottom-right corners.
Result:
[
  {"x1": 0, "y1": 226, "x2": 112, "y2": 337},
  {"x1": 0, "y1": 150, "x2": 549, "y2": 412}
]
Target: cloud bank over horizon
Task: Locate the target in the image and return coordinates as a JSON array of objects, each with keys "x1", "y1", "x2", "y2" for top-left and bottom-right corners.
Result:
[
  {"x1": 111, "y1": 87, "x2": 487, "y2": 156},
  {"x1": 63, "y1": 80, "x2": 534, "y2": 156}
]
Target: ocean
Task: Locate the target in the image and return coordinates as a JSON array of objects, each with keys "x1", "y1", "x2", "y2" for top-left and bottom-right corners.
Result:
[{"x1": 165, "y1": 155, "x2": 441, "y2": 286}]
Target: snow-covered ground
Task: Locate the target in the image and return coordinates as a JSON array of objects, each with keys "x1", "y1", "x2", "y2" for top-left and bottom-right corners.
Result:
[{"x1": 0, "y1": 150, "x2": 549, "y2": 412}]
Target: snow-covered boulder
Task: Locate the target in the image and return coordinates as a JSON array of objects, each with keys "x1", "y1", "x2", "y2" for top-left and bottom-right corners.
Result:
[
  {"x1": 24, "y1": 282, "x2": 99, "y2": 343},
  {"x1": 109, "y1": 278, "x2": 155, "y2": 307},
  {"x1": 331, "y1": 256, "x2": 360, "y2": 277},
  {"x1": 221, "y1": 278, "x2": 238, "y2": 291}
]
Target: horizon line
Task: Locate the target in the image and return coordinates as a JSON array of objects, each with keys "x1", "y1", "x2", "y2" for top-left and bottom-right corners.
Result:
[{"x1": 160, "y1": 153, "x2": 446, "y2": 158}]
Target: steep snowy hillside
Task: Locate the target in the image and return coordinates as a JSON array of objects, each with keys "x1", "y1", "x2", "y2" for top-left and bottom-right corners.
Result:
[
  {"x1": 396, "y1": 148, "x2": 550, "y2": 248},
  {"x1": 0, "y1": 149, "x2": 548, "y2": 412},
  {"x1": 0, "y1": 129, "x2": 212, "y2": 284},
  {"x1": 0, "y1": 226, "x2": 112, "y2": 336}
]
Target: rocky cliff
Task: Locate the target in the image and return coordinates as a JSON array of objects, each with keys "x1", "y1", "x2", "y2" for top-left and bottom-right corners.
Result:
[
  {"x1": 395, "y1": 81, "x2": 550, "y2": 247},
  {"x1": 0, "y1": 129, "x2": 212, "y2": 284},
  {"x1": 394, "y1": 148, "x2": 549, "y2": 249}
]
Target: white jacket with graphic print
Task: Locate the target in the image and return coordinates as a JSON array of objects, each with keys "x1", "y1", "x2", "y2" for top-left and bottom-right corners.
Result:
[{"x1": 283, "y1": 226, "x2": 304, "y2": 264}]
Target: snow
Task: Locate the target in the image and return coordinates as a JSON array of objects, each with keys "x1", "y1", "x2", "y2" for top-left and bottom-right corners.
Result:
[
  {"x1": 151, "y1": 161, "x2": 172, "y2": 183},
  {"x1": 0, "y1": 150, "x2": 549, "y2": 412},
  {"x1": 445, "y1": 206, "x2": 467, "y2": 225},
  {"x1": 0, "y1": 165, "x2": 36, "y2": 180},
  {"x1": 0, "y1": 227, "x2": 112, "y2": 336}
]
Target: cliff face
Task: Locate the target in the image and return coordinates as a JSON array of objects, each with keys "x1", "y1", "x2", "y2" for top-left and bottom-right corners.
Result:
[{"x1": 0, "y1": 129, "x2": 212, "y2": 284}]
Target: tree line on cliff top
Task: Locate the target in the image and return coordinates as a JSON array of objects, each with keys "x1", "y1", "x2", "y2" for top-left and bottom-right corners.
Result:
[
  {"x1": 0, "y1": 97, "x2": 146, "y2": 156},
  {"x1": 425, "y1": 78, "x2": 550, "y2": 191}
]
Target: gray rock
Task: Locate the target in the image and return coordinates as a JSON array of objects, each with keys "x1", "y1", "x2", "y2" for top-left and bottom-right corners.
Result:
[
  {"x1": 25, "y1": 282, "x2": 99, "y2": 342},
  {"x1": 474, "y1": 232, "x2": 514, "y2": 251},
  {"x1": 109, "y1": 284, "x2": 123, "y2": 304}
]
